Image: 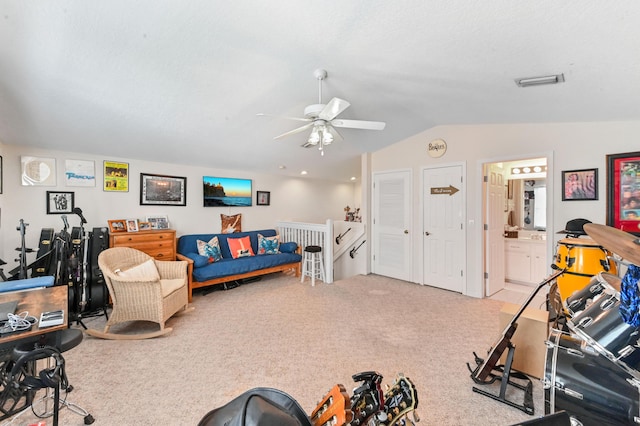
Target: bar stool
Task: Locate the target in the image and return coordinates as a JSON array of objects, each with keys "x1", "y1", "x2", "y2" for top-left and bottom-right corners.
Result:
[
  {"x1": 10, "y1": 328, "x2": 94, "y2": 425},
  {"x1": 301, "y1": 245, "x2": 325, "y2": 286}
]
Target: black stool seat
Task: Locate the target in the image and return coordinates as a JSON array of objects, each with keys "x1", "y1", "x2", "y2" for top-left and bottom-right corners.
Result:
[
  {"x1": 12, "y1": 328, "x2": 83, "y2": 359},
  {"x1": 304, "y1": 245, "x2": 322, "y2": 253}
]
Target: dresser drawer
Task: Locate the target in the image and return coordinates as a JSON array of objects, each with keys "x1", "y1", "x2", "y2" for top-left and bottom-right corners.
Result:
[
  {"x1": 111, "y1": 231, "x2": 174, "y2": 245},
  {"x1": 109, "y1": 230, "x2": 176, "y2": 260}
]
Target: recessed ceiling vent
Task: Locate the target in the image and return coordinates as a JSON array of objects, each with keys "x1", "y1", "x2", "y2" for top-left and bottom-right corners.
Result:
[{"x1": 515, "y1": 73, "x2": 565, "y2": 88}]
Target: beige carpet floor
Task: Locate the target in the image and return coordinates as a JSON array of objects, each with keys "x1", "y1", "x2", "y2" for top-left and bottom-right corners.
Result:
[{"x1": 3, "y1": 273, "x2": 548, "y2": 426}]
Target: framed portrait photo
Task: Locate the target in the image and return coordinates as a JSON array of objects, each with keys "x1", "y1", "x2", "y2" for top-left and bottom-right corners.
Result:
[
  {"x1": 140, "y1": 173, "x2": 187, "y2": 206},
  {"x1": 561, "y1": 168, "x2": 598, "y2": 201},
  {"x1": 46, "y1": 191, "x2": 74, "y2": 214},
  {"x1": 257, "y1": 191, "x2": 270, "y2": 206},
  {"x1": 607, "y1": 151, "x2": 640, "y2": 235}
]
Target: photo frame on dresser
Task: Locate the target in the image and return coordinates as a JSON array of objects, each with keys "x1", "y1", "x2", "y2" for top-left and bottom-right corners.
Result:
[{"x1": 108, "y1": 219, "x2": 127, "y2": 233}]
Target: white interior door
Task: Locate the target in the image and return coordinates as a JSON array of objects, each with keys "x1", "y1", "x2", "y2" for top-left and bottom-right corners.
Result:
[
  {"x1": 485, "y1": 163, "x2": 506, "y2": 296},
  {"x1": 422, "y1": 165, "x2": 464, "y2": 293},
  {"x1": 372, "y1": 170, "x2": 412, "y2": 281}
]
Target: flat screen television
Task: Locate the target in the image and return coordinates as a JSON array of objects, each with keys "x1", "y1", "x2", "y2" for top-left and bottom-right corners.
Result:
[{"x1": 203, "y1": 176, "x2": 252, "y2": 207}]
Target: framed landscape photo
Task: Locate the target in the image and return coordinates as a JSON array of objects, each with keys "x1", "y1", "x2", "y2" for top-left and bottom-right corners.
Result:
[
  {"x1": 607, "y1": 151, "x2": 640, "y2": 235},
  {"x1": 257, "y1": 191, "x2": 270, "y2": 206},
  {"x1": 140, "y1": 173, "x2": 187, "y2": 206},
  {"x1": 561, "y1": 168, "x2": 598, "y2": 201},
  {"x1": 46, "y1": 191, "x2": 74, "y2": 214},
  {"x1": 108, "y1": 219, "x2": 127, "y2": 233}
]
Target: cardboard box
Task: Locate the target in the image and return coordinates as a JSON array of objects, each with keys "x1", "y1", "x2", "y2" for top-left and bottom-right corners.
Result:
[{"x1": 499, "y1": 302, "x2": 549, "y2": 379}]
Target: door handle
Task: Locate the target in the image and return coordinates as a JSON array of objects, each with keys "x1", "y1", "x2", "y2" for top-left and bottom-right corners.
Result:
[
  {"x1": 404, "y1": 230, "x2": 409, "y2": 234},
  {"x1": 425, "y1": 231, "x2": 430, "y2": 236}
]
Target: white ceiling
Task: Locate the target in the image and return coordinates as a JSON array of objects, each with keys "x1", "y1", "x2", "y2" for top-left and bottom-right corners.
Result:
[{"x1": 1, "y1": 1, "x2": 639, "y2": 182}]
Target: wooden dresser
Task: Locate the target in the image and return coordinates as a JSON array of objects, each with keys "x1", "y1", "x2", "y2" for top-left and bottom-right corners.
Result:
[{"x1": 109, "y1": 229, "x2": 176, "y2": 260}]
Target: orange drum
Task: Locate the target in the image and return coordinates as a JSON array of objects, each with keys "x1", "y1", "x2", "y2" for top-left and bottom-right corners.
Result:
[{"x1": 554, "y1": 237, "x2": 617, "y2": 307}]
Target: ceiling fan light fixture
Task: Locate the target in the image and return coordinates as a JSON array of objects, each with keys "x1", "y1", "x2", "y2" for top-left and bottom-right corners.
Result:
[
  {"x1": 322, "y1": 130, "x2": 333, "y2": 145},
  {"x1": 515, "y1": 73, "x2": 565, "y2": 87},
  {"x1": 308, "y1": 129, "x2": 320, "y2": 145}
]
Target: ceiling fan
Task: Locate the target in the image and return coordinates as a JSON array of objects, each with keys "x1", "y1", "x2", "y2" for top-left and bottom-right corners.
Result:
[{"x1": 258, "y1": 69, "x2": 386, "y2": 155}]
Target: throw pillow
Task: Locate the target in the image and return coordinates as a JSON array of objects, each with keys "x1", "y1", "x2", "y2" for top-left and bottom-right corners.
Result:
[
  {"x1": 184, "y1": 252, "x2": 210, "y2": 268},
  {"x1": 227, "y1": 236, "x2": 255, "y2": 259},
  {"x1": 197, "y1": 237, "x2": 223, "y2": 262},
  {"x1": 257, "y1": 233, "x2": 280, "y2": 255},
  {"x1": 115, "y1": 258, "x2": 160, "y2": 281},
  {"x1": 279, "y1": 242, "x2": 298, "y2": 253},
  {"x1": 221, "y1": 214, "x2": 242, "y2": 234}
]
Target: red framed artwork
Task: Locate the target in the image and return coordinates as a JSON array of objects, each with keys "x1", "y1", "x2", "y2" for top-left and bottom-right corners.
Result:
[{"x1": 607, "y1": 151, "x2": 640, "y2": 236}]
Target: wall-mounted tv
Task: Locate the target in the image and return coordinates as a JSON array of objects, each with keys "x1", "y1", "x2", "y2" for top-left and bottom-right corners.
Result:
[{"x1": 203, "y1": 176, "x2": 252, "y2": 207}]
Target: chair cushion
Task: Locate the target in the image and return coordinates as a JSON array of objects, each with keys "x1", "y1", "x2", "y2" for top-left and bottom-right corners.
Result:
[
  {"x1": 228, "y1": 236, "x2": 255, "y2": 259},
  {"x1": 116, "y1": 259, "x2": 160, "y2": 281},
  {"x1": 160, "y1": 278, "x2": 185, "y2": 297},
  {"x1": 257, "y1": 234, "x2": 280, "y2": 255}
]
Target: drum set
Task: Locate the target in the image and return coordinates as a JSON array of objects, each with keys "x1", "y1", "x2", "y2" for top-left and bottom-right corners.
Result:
[{"x1": 545, "y1": 223, "x2": 640, "y2": 426}]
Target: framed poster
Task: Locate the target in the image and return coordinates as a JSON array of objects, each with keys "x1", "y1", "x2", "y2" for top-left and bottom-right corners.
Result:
[
  {"x1": 103, "y1": 161, "x2": 129, "y2": 192},
  {"x1": 46, "y1": 191, "x2": 74, "y2": 214},
  {"x1": 140, "y1": 173, "x2": 187, "y2": 206},
  {"x1": 256, "y1": 191, "x2": 270, "y2": 206},
  {"x1": 21, "y1": 156, "x2": 56, "y2": 186},
  {"x1": 607, "y1": 151, "x2": 640, "y2": 235},
  {"x1": 65, "y1": 159, "x2": 96, "y2": 187},
  {"x1": 561, "y1": 168, "x2": 598, "y2": 201}
]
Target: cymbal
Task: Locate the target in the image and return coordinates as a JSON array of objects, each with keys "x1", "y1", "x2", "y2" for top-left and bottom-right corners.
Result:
[{"x1": 584, "y1": 223, "x2": 640, "y2": 265}]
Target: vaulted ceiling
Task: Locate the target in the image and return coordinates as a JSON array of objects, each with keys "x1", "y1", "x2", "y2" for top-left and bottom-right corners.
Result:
[{"x1": 1, "y1": 1, "x2": 639, "y2": 181}]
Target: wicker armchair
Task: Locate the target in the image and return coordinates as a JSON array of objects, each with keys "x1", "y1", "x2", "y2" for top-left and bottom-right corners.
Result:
[{"x1": 91, "y1": 247, "x2": 190, "y2": 339}]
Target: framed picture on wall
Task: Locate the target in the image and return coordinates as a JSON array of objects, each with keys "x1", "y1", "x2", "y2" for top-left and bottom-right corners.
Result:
[
  {"x1": 257, "y1": 191, "x2": 270, "y2": 206},
  {"x1": 140, "y1": 173, "x2": 187, "y2": 206},
  {"x1": 46, "y1": 191, "x2": 75, "y2": 214},
  {"x1": 561, "y1": 168, "x2": 598, "y2": 201},
  {"x1": 103, "y1": 161, "x2": 129, "y2": 192},
  {"x1": 607, "y1": 151, "x2": 640, "y2": 235}
]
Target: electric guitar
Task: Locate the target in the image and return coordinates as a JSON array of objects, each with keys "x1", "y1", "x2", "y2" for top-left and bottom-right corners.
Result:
[
  {"x1": 311, "y1": 384, "x2": 353, "y2": 426},
  {"x1": 382, "y1": 374, "x2": 419, "y2": 425},
  {"x1": 350, "y1": 371, "x2": 385, "y2": 426}
]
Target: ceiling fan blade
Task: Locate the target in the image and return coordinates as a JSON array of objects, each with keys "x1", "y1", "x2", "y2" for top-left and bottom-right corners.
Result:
[
  {"x1": 318, "y1": 97, "x2": 350, "y2": 121},
  {"x1": 257, "y1": 113, "x2": 311, "y2": 123},
  {"x1": 273, "y1": 122, "x2": 314, "y2": 140},
  {"x1": 331, "y1": 119, "x2": 386, "y2": 131}
]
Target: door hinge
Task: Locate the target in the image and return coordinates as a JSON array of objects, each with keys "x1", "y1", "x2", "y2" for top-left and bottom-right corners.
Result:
[
  {"x1": 483, "y1": 175, "x2": 488, "y2": 182},
  {"x1": 484, "y1": 224, "x2": 488, "y2": 231},
  {"x1": 461, "y1": 270, "x2": 464, "y2": 277},
  {"x1": 484, "y1": 272, "x2": 489, "y2": 279}
]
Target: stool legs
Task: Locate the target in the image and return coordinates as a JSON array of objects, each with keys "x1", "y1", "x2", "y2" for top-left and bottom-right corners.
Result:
[{"x1": 301, "y1": 250, "x2": 324, "y2": 286}]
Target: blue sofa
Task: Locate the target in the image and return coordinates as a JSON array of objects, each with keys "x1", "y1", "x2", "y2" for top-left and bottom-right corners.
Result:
[{"x1": 176, "y1": 229, "x2": 301, "y2": 300}]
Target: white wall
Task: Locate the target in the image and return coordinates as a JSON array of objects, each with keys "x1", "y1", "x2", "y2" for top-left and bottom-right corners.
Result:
[
  {"x1": 0, "y1": 144, "x2": 357, "y2": 268},
  {"x1": 371, "y1": 120, "x2": 640, "y2": 298}
]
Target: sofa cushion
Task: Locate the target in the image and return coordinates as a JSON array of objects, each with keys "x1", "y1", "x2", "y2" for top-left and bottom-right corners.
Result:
[
  {"x1": 192, "y1": 252, "x2": 302, "y2": 283},
  {"x1": 177, "y1": 229, "x2": 279, "y2": 260},
  {"x1": 279, "y1": 242, "x2": 298, "y2": 254},
  {"x1": 197, "y1": 236, "x2": 223, "y2": 262},
  {"x1": 258, "y1": 234, "x2": 280, "y2": 255},
  {"x1": 184, "y1": 252, "x2": 210, "y2": 268},
  {"x1": 228, "y1": 236, "x2": 255, "y2": 259}
]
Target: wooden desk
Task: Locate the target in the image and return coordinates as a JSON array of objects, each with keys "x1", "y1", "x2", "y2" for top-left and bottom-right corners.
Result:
[
  {"x1": 0, "y1": 285, "x2": 69, "y2": 420},
  {"x1": 0, "y1": 285, "x2": 68, "y2": 348}
]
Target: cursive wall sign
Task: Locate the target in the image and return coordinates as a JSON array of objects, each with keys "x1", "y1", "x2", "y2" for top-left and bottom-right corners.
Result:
[{"x1": 428, "y1": 138, "x2": 447, "y2": 158}]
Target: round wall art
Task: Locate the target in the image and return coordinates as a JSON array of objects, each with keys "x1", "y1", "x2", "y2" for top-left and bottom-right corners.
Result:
[{"x1": 427, "y1": 139, "x2": 447, "y2": 158}]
